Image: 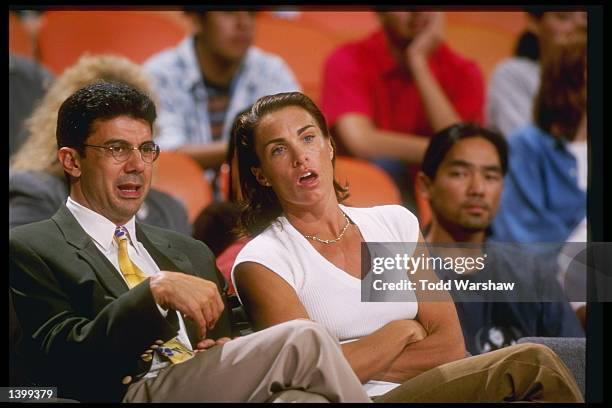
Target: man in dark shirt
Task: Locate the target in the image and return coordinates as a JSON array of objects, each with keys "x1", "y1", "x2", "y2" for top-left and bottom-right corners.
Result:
[{"x1": 416, "y1": 122, "x2": 583, "y2": 355}]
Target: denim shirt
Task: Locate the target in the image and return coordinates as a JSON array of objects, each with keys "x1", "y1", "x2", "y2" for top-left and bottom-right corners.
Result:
[
  {"x1": 143, "y1": 35, "x2": 300, "y2": 150},
  {"x1": 491, "y1": 124, "x2": 586, "y2": 244}
]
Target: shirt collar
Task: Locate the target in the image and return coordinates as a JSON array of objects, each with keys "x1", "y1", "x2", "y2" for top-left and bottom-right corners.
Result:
[
  {"x1": 66, "y1": 196, "x2": 137, "y2": 251},
  {"x1": 532, "y1": 124, "x2": 570, "y2": 152}
]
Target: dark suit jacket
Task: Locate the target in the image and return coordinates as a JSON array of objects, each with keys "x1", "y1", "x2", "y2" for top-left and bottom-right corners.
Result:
[
  {"x1": 9, "y1": 170, "x2": 192, "y2": 235},
  {"x1": 9, "y1": 205, "x2": 232, "y2": 402}
]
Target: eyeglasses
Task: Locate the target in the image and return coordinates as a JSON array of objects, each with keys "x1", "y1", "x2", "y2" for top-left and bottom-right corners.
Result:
[{"x1": 83, "y1": 141, "x2": 160, "y2": 163}]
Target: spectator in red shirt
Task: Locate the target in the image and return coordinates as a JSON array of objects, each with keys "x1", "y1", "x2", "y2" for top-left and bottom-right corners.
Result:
[{"x1": 321, "y1": 11, "x2": 484, "y2": 210}]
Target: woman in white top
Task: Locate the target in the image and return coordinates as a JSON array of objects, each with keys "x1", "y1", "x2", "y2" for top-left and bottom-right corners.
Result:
[{"x1": 230, "y1": 92, "x2": 582, "y2": 402}]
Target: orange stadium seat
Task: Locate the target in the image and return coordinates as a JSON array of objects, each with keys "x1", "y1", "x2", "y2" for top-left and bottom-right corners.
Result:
[
  {"x1": 445, "y1": 11, "x2": 527, "y2": 82},
  {"x1": 254, "y1": 13, "x2": 347, "y2": 105},
  {"x1": 37, "y1": 10, "x2": 190, "y2": 75},
  {"x1": 298, "y1": 10, "x2": 379, "y2": 43},
  {"x1": 9, "y1": 11, "x2": 35, "y2": 59},
  {"x1": 334, "y1": 156, "x2": 402, "y2": 207},
  {"x1": 152, "y1": 151, "x2": 214, "y2": 223}
]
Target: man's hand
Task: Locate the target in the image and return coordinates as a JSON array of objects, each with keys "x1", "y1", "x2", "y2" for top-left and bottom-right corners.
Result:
[
  {"x1": 195, "y1": 337, "x2": 233, "y2": 353},
  {"x1": 405, "y1": 12, "x2": 445, "y2": 62},
  {"x1": 149, "y1": 271, "x2": 224, "y2": 338}
]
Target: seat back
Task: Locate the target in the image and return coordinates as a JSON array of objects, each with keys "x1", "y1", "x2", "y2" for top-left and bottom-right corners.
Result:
[
  {"x1": 445, "y1": 11, "x2": 528, "y2": 82},
  {"x1": 334, "y1": 156, "x2": 402, "y2": 207},
  {"x1": 9, "y1": 12, "x2": 35, "y2": 59},
  {"x1": 298, "y1": 10, "x2": 379, "y2": 43},
  {"x1": 152, "y1": 151, "x2": 214, "y2": 223},
  {"x1": 37, "y1": 10, "x2": 189, "y2": 74},
  {"x1": 254, "y1": 13, "x2": 346, "y2": 104}
]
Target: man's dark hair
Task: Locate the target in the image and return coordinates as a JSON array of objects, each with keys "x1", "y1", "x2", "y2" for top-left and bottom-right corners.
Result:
[
  {"x1": 421, "y1": 122, "x2": 508, "y2": 180},
  {"x1": 514, "y1": 8, "x2": 546, "y2": 60},
  {"x1": 56, "y1": 81, "x2": 156, "y2": 155},
  {"x1": 514, "y1": 31, "x2": 540, "y2": 61}
]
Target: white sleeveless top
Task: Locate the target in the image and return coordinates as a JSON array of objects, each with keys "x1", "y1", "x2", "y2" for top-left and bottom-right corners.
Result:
[{"x1": 232, "y1": 204, "x2": 420, "y2": 341}]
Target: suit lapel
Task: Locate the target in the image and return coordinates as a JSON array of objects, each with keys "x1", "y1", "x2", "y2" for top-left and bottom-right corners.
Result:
[
  {"x1": 53, "y1": 206, "x2": 201, "y2": 346},
  {"x1": 136, "y1": 225, "x2": 194, "y2": 275},
  {"x1": 52, "y1": 205, "x2": 128, "y2": 297}
]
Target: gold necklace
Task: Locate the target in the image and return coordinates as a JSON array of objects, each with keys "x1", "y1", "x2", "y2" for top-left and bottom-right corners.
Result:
[{"x1": 303, "y1": 212, "x2": 351, "y2": 244}]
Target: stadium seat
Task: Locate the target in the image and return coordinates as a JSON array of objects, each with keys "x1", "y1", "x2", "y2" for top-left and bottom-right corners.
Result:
[
  {"x1": 152, "y1": 151, "x2": 214, "y2": 223},
  {"x1": 334, "y1": 156, "x2": 402, "y2": 207},
  {"x1": 9, "y1": 11, "x2": 35, "y2": 59},
  {"x1": 445, "y1": 11, "x2": 527, "y2": 82},
  {"x1": 299, "y1": 10, "x2": 379, "y2": 43},
  {"x1": 37, "y1": 10, "x2": 190, "y2": 75},
  {"x1": 254, "y1": 13, "x2": 346, "y2": 104}
]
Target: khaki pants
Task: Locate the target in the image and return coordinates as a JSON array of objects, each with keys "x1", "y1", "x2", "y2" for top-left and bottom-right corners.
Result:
[
  {"x1": 123, "y1": 319, "x2": 371, "y2": 403},
  {"x1": 375, "y1": 343, "x2": 584, "y2": 403}
]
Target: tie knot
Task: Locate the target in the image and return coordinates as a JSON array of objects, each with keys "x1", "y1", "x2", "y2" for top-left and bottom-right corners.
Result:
[{"x1": 114, "y1": 226, "x2": 129, "y2": 242}]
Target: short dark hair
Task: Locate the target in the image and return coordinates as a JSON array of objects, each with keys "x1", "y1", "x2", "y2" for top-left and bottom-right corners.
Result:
[
  {"x1": 514, "y1": 31, "x2": 540, "y2": 61},
  {"x1": 234, "y1": 92, "x2": 348, "y2": 236},
  {"x1": 56, "y1": 81, "x2": 156, "y2": 155},
  {"x1": 421, "y1": 122, "x2": 508, "y2": 180}
]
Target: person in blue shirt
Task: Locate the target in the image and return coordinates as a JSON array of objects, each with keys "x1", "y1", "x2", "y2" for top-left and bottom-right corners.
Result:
[
  {"x1": 490, "y1": 34, "x2": 587, "y2": 245},
  {"x1": 416, "y1": 122, "x2": 584, "y2": 355}
]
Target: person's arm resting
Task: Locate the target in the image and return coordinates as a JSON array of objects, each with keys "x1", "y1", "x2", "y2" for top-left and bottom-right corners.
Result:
[
  {"x1": 372, "y1": 233, "x2": 465, "y2": 383},
  {"x1": 234, "y1": 261, "x2": 430, "y2": 383},
  {"x1": 334, "y1": 114, "x2": 430, "y2": 164}
]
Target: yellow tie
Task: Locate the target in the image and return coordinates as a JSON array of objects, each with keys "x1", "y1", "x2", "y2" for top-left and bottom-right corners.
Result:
[{"x1": 114, "y1": 226, "x2": 194, "y2": 364}]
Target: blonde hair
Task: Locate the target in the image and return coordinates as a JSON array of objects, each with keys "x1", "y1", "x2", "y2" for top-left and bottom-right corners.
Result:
[{"x1": 10, "y1": 54, "x2": 159, "y2": 177}]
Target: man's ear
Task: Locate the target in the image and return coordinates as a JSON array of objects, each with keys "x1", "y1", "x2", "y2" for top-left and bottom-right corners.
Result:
[
  {"x1": 415, "y1": 171, "x2": 432, "y2": 202},
  {"x1": 250, "y1": 166, "x2": 270, "y2": 186},
  {"x1": 58, "y1": 147, "x2": 82, "y2": 178}
]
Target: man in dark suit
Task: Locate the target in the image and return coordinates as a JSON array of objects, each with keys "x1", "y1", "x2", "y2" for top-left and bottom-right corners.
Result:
[{"x1": 9, "y1": 81, "x2": 370, "y2": 403}]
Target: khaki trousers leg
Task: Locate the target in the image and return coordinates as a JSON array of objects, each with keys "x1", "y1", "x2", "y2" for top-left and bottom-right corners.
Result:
[
  {"x1": 374, "y1": 343, "x2": 583, "y2": 403},
  {"x1": 123, "y1": 319, "x2": 371, "y2": 403}
]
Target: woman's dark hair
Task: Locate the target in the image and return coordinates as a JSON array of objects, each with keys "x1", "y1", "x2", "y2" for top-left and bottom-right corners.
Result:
[
  {"x1": 533, "y1": 34, "x2": 586, "y2": 141},
  {"x1": 56, "y1": 81, "x2": 156, "y2": 155},
  {"x1": 422, "y1": 122, "x2": 508, "y2": 180},
  {"x1": 234, "y1": 91, "x2": 348, "y2": 236}
]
